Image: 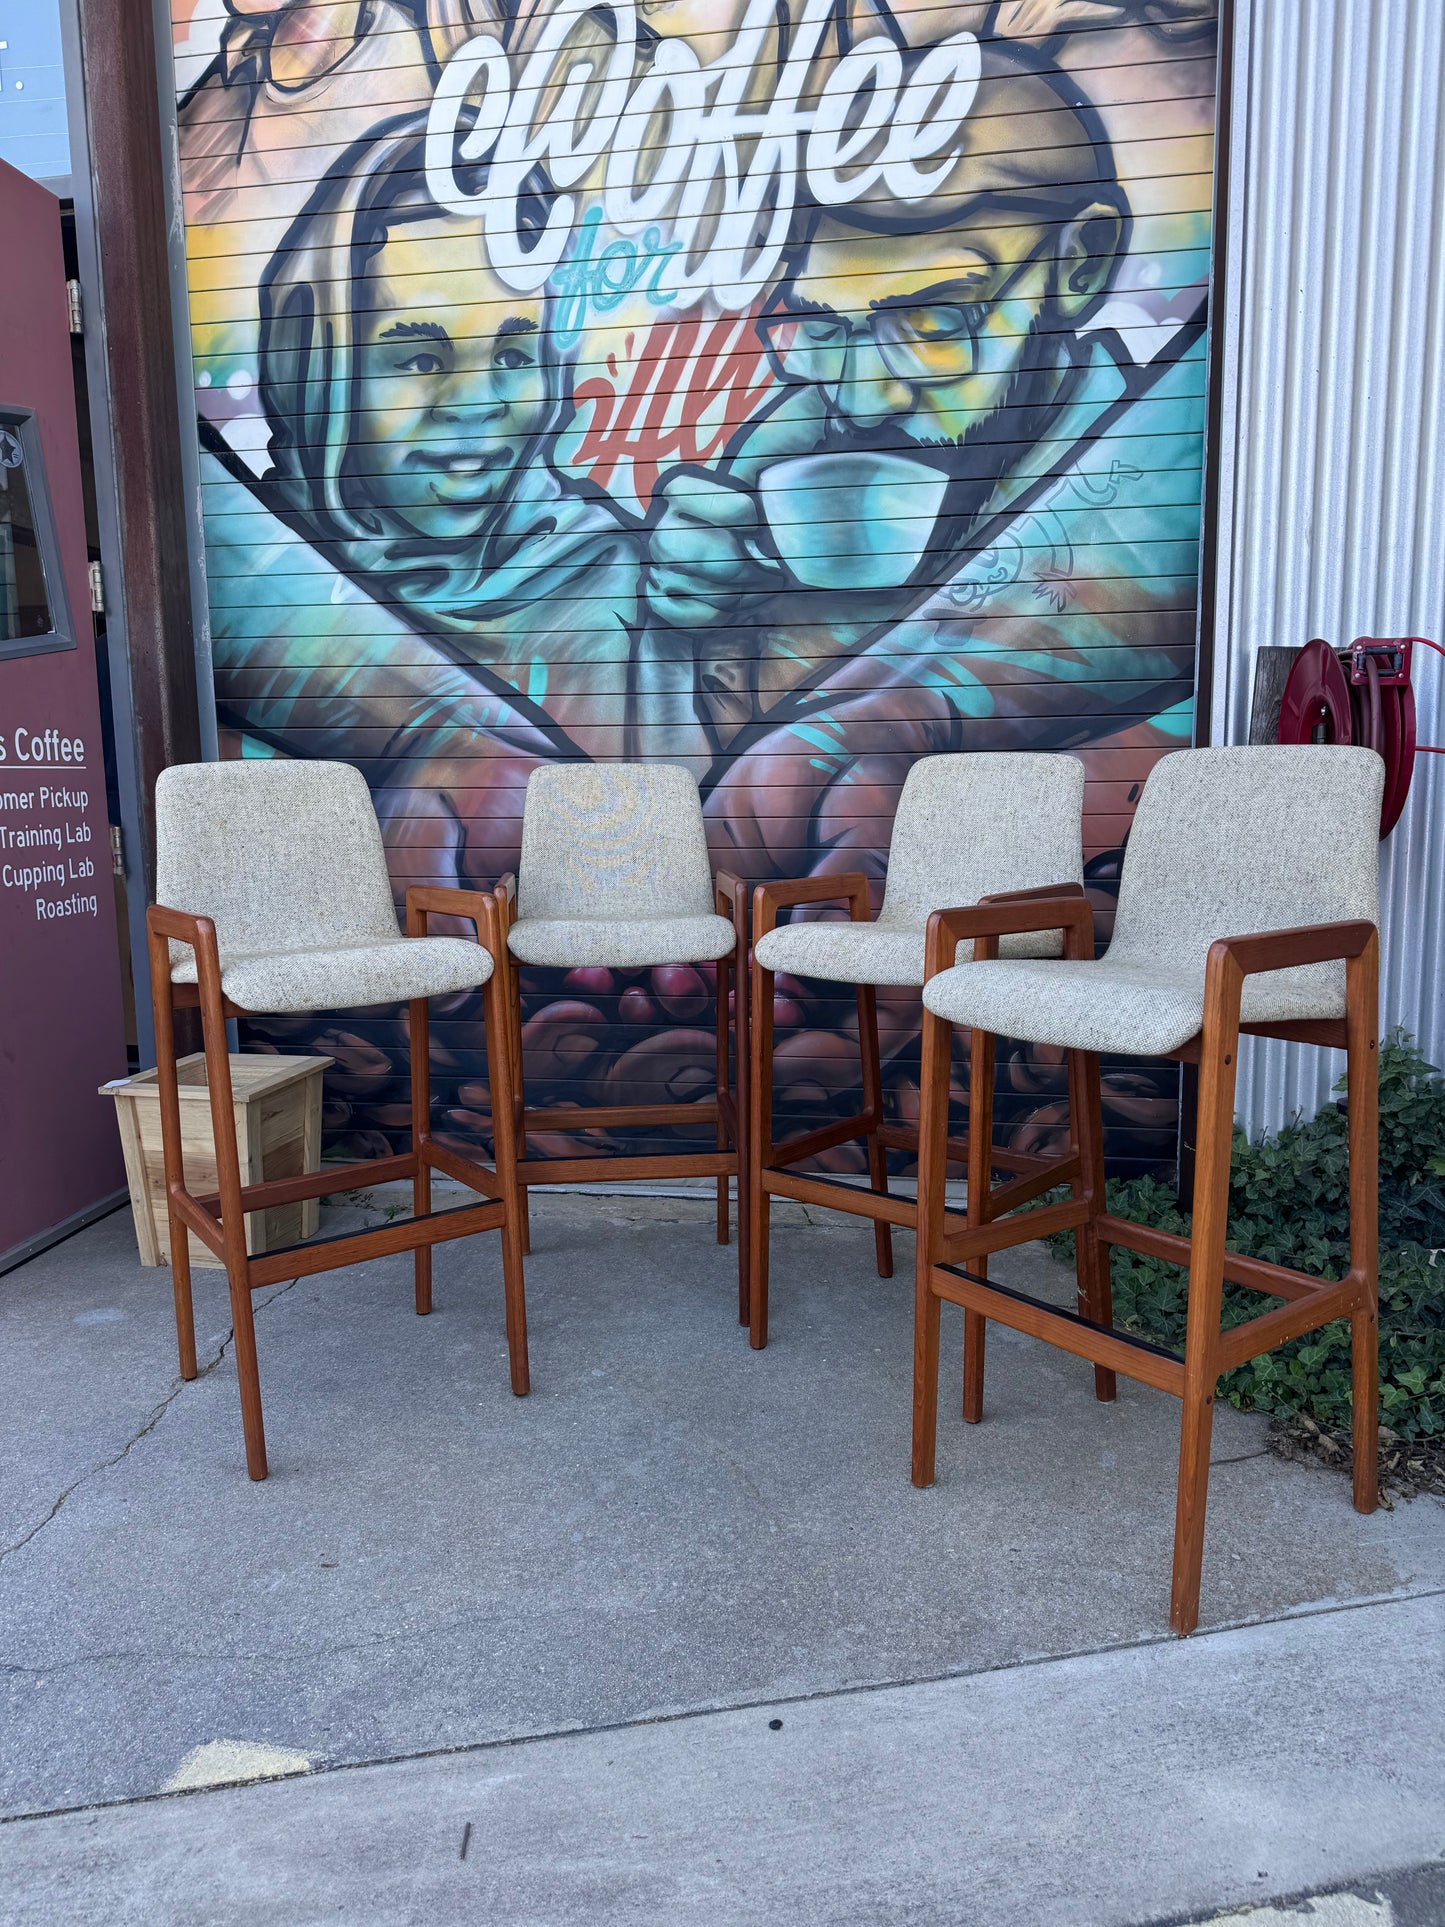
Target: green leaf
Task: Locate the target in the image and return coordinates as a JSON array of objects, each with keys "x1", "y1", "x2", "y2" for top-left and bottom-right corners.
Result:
[{"x1": 1039, "y1": 1031, "x2": 1445, "y2": 1444}]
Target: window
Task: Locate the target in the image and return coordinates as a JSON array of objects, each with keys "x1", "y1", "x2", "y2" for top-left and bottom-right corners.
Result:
[{"x1": 0, "y1": 410, "x2": 73, "y2": 660}]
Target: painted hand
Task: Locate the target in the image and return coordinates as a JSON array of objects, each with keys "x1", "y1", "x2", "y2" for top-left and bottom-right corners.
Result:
[{"x1": 644, "y1": 467, "x2": 785, "y2": 628}]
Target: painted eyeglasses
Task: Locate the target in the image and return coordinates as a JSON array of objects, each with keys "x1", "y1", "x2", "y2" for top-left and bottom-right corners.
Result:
[{"x1": 756, "y1": 248, "x2": 1045, "y2": 388}]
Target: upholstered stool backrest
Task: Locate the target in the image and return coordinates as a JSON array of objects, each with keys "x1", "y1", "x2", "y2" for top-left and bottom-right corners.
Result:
[
  {"x1": 517, "y1": 762, "x2": 715, "y2": 924},
  {"x1": 877, "y1": 753, "x2": 1085, "y2": 931},
  {"x1": 155, "y1": 760, "x2": 401, "y2": 960},
  {"x1": 1107, "y1": 745, "x2": 1383, "y2": 1007}
]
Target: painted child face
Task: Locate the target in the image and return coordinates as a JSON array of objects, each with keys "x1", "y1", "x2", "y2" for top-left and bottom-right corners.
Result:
[{"x1": 352, "y1": 214, "x2": 550, "y2": 540}]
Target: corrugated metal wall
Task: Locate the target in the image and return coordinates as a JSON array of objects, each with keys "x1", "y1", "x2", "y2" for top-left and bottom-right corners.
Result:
[{"x1": 1211, "y1": 0, "x2": 1445, "y2": 1132}]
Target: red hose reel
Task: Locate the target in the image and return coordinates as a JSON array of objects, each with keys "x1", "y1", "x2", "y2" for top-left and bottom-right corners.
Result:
[{"x1": 1277, "y1": 635, "x2": 1443, "y2": 836}]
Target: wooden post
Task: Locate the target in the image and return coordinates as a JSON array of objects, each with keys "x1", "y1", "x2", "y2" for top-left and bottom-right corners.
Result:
[{"x1": 74, "y1": 0, "x2": 202, "y2": 900}]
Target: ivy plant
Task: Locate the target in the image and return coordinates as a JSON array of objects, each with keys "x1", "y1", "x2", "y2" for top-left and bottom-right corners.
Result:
[{"x1": 1045, "y1": 1032, "x2": 1445, "y2": 1442}]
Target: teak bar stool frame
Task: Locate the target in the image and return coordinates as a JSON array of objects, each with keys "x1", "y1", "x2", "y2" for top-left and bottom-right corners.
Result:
[
  {"x1": 493, "y1": 871, "x2": 752, "y2": 1318},
  {"x1": 911, "y1": 893, "x2": 1379, "y2": 1637},
  {"x1": 146, "y1": 883, "x2": 528, "y2": 1482},
  {"x1": 747, "y1": 876, "x2": 1093, "y2": 1353}
]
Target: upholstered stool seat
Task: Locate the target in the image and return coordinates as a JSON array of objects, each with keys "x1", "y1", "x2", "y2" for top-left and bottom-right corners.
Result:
[
  {"x1": 747, "y1": 751, "x2": 1087, "y2": 1348},
  {"x1": 498, "y1": 761, "x2": 750, "y2": 1311},
  {"x1": 169, "y1": 935, "x2": 491, "y2": 1012},
  {"x1": 911, "y1": 744, "x2": 1385, "y2": 1637},
  {"x1": 506, "y1": 913, "x2": 735, "y2": 970},
  {"x1": 146, "y1": 758, "x2": 527, "y2": 1481},
  {"x1": 922, "y1": 955, "x2": 1351, "y2": 1059},
  {"x1": 756, "y1": 909, "x2": 1065, "y2": 989}
]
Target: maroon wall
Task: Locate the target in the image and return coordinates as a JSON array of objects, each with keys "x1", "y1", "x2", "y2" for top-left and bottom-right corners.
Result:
[{"x1": 0, "y1": 161, "x2": 127, "y2": 1265}]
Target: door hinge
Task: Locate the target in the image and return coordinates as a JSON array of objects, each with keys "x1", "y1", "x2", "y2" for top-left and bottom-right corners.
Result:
[
  {"x1": 110, "y1": 823, "x2": 125, "y2": 878},
  {"x1": 67, "y1": 279, "x2": 83, "y2": 334},
  {"x1": 89, "y1": 560, "x2": 104, "y2": 613}
]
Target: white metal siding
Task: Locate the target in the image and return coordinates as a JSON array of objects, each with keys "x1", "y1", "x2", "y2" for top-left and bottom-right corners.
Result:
[{"x1": 1210, "y1": 0, "x2": 1445, "y2": 1132}]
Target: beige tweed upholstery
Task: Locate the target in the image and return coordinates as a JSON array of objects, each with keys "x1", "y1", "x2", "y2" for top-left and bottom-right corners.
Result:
[
  {"x1": 754, "y1": 753, "x2": 1086, "y2": 988},
  {"x1": 155, "y1": 760, "x2": 493, "y2": 1014},
  {"x1": 507, "y1": 763, "x2": 736, "y2": 968},
  {"x1": 922, "y1": 746, "x2": 1383, "y2": 1056}
]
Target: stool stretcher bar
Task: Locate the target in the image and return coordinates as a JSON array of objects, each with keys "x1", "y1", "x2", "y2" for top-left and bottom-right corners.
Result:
[
  {"x1": 930, "y1": 1258, "x2": 1363, "y2": 1400},
  {"x1": 514, "y1": 1151, "x2": 735, "y2": 1186},
  {"x1": 523, "y1": 1102, "x2": 720, "y2": 1133},
  {"x1": 247, "y1": 1197, "x2": 509, "y2": 1290},
  {"x1": 764, "y1": 1167, "x2": 923, "y2": 1229},
  {"x1": 934, "y1": 1263, "x2": 1187, "y2": 1397}
]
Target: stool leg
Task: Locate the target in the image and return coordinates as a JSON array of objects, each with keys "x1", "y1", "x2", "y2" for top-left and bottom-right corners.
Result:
[
  {"x1": 716, "y1": 951, "x2": 731, "y2": 1246},
  {"x1": 748, "y1": 951, "x2": 774, "y2": 1349},
  {"x1": 962, "y1": 1311, "x2": 986, "y2": 1424},
  {"x1": 1351, "y1": 1293, "x2": 1380, "y2": 1515},
  {"x1": 508, "y1": 961, "x2": 531, "y2": 1258},
  {"x1": 911, "y1": 1006, "x2": 952, "y2": 1487},
  {"x1": 227, "y1": 1265, "x2": 267, "y2": 1483},
  {"x1": 146, "y1": 937, "x2": 197, "y2": 1380},
  {"x1": 857, "y1": 986, "x2": 893, "y2": 1279},
  {"x1": 1169, "y1": 1003, "x2": 1237, "y2": 1636},
  {"x1": 963, "y1": 1026, "x2": 995, "y2": 1425},
  {"x1": 1347, "y1": 936, "x2": 1380, "y2": 1514},
  {"x1": 733, "y1": 932, "x2": 752, "y2": 1327},
  {"x1": 410, "y1": 996, "x2": 433, "y2": 1316},
  {"x1": 487, "y1": 958, "x2": 530, "y2": 1397},
  {"x1": 169, "y1": 1208, "x2": 198, "y2": 1381},
  {"x1": 196, "y1": 956, "x2": 268, "y2": 1481},
  {"x1": 1069, "y1": 1047, "x2": 1116, "y2": 1403}
]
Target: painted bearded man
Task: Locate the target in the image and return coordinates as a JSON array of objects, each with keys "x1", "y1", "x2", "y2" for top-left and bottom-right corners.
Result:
[
  {"x1": 647, "y1": 37, "x2": 1201, "y2": 779},
  {"x1": 643, "y1": 36, "x2": 1206, "y2": 1152},
  {"x1": 634, "y1": 37, "x2": 1206, "y2": 859}
]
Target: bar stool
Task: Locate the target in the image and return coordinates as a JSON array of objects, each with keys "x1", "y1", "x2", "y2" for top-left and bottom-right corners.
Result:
[
  {"x1": 912, "y1": 745, "x2": 1383, "y2": 1634},
  {"x1": 496, "y1": 763, "x2": 749, "y2": 1308},
  {"x1": 747, "y1": 752, "x2": 1087, "y2": 1349},
  {"x1": 146, "y1": 759, "x2": 527, "y2": 1480}
]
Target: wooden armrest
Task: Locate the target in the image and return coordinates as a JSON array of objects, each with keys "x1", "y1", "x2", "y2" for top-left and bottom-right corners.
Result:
[
  {"x1": 405, "y1": 884, "x2": 504, "y2": 950},
  {"x1": 1209, "y1": 920, "x2": 1377, "y2": 977},
  {"x1": 751, "y1": 871, "x2": 871, "y2": 940},
  {"x1": 924, "y1": 896, "x2": 1094, "y2": 980},
  {"x1": 1198, "y1": 921, "x2": 1377, "y2": 1050},
  {"x1": 714, "y1": 870, "x2": 749, "y2": 940},
  {"x1": 980, "y1": 881, "x2": 1087, "y2": 904},
  {"x1": 146, "y1": 903, "x2": 226, "y2": 1007},
  {"x1": 146, "y1": 904, "x2": 215, "y2": 948}
]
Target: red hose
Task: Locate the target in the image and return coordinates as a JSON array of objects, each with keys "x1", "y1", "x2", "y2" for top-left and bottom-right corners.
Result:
[{"x1": 1276, "y1": 636, "x2": 1438, "y2": 833}]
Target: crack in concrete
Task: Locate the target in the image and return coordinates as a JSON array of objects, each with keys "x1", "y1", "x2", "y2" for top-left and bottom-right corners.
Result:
[{"x1": 0, "y1": 1277, "x2": 303, "y2": 1570}]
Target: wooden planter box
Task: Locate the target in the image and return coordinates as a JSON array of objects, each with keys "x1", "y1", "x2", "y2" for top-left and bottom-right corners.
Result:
[{"x1": 101, "y1": 1053, "x2": 333, "y2": 1268}]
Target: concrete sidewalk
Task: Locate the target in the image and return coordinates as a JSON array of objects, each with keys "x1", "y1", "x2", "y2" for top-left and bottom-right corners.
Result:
[
  {"x1": 1, "y1": 1191, "x2": 1442, "y2": 1921},
  {"x1": 2, "y1": 1592, "x2": 1442, "y2": 1927}
]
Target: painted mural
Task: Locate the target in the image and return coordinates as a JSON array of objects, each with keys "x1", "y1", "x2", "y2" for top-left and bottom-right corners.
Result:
[{"x1": 171, "y1": 0, "x2": 1216, "y2": 1173}]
